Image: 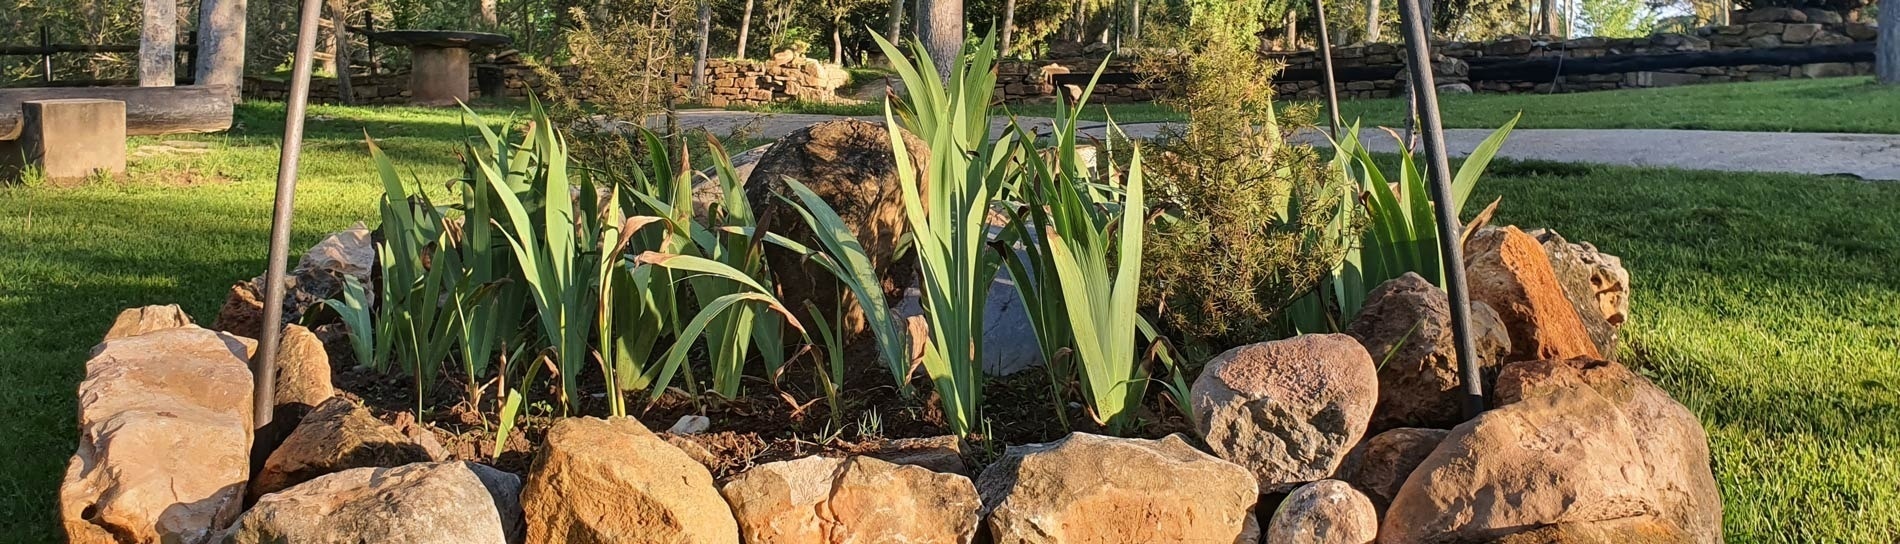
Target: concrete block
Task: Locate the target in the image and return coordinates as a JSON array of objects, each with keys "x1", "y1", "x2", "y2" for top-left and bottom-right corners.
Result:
[{"x1": 4, "y1": 99, "x2": 126, "y2": 182}]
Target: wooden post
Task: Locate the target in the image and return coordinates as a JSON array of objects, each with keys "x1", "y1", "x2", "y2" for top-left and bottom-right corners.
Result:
[
  {"x1": 329, "y1": 0, "x2": 354, "y2": 104},
  {"x1": 141, "y1": 0, "x2": 178, "y2": 86},
  {"x1": 364, "y1": 11, "x2": 380, "y2": 75},
  {"x1": 40, "y1": 26, "x2": 53, "y2": 83},
  {"x1": 196, "y1": 0, "x2": 249, "y2": 100}
]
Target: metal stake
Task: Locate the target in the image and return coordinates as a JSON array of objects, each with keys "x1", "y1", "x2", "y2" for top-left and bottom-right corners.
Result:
[
  {"x1": 1310, "y1": 0, "x2": 1342, "y2": 136},
  {"x1": 1395, "y1": 0, "x2": 1485, "y2": 418},
  {"x1": 253, "y1": 0, "x2": 327, "y2": 427}
]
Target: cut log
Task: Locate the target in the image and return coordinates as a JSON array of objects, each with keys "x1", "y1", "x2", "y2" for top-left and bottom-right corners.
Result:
[{"x1": 0, "y1": 85, "x2": 234, "y2": 141}]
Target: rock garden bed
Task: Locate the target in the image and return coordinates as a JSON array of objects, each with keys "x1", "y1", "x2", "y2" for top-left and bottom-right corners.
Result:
[{"x1": 56, "y1": 43, "x2": 1720, "y2": 544}]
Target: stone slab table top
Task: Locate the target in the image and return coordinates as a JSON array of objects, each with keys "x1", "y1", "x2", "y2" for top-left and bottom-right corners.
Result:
[{"x1": 367, "y1": 30, "x2": 513, "y2": 50}]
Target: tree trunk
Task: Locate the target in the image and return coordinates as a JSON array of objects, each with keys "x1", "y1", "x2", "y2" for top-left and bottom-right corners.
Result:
[
  {"x1": 195, "y1": 0, "x2": 246, "y2": 98},
  {"x1": 1284, "y1": 11, "x2": 1299, "y2": 50},
  {"x1": 1876, "y1": 0, "x2": 1897, "y2": 83},
  {"x1": 1001, "y1": 0, "x2": 1017, "y2": 53},
  {"x1": 918, "y1": 0, "x2": 962, "y2": 76},
  {"x1": 140, "y1": 0, "x2": 177, "y2": 86},
  {"x1": 1539, "y1": 0, "x2": 1557, "y2": 35},
  {"x1": 695, "y1": 0, "x2": 712, "y2": 93},
  {"x1": 886, "y1": 0, "x2": 905, "y2": 44},
  {"x1": 478, "y1": 0, "x2": 499, "y2": 26},
  {"x1": 329, "y1": 0, "x2": 353, "y2": 104},
  {"x1": 833, "y1": 18, "x2": 845, "y2": 64},
  {"x1": 737, "y1": 0, "x2": 756, "y2": 58},
  {"x1": 1366, "y1": 0, "x2": 1381, "y2": 43}
]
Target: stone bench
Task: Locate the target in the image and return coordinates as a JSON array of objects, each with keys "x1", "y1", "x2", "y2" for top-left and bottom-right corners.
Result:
[{"x1": 0, "y1": 85, "x2": 234, "y2": 182}]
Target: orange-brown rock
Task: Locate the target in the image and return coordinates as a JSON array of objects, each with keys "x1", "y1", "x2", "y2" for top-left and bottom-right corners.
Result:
[
  {"x1": 102, "y1": 304, "x2": 194, "y2": 341},
  {"x1": 1379, "y1": 386, "x2": 1659, "y2": 543},
  {"x1": 721, "y1": 455, "x2": 980, "y2": 543},
  {"x1": 521, "y1": 417, "x2": 738, "y2": 544},
  {"x1": 1484, "y1": 516, "x2": 1692, "y2": 544},
  {"x1": 1464, "y1": 226, "x2": 1602, "y2": 363},
  {"x1": 62, "y1": 327, "x2": 255, "y2": 544},
  {"x1": 1191, "y1": 334, "x2": 1377, "y2": 492},
  {"x1": 1494, "y1": 358, "x2": 1721, "y2": 544},
  {"x1": 977, "y1": 433, "x2": 1260, "y2": 544},
  {"x1": 223, "y1": 461, "x2": 523, "y2": 544},
  {"x1": 250, "y1": 397, "x2": 435, "y2": 501}
]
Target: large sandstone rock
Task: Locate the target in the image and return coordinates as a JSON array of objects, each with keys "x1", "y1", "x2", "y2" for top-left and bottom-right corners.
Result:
[
  {"x1": 1464, "y1": 226, "x2": 1602, "y2": 364},
  {"x1": 721, "y1": 455, "x2": 980, "y2": 543},
  {"x1": 1190, "y1": 334, "x2": 1377, "y2": 493},
  {"x1": 1380, "y1": 386, "x2": 1664, "y2": 543},
  {"x1": 223, "y1": 462, "x2": 521, "y2": 544},
  {"x1": 865, "y1": 435, "x2": 968, "y2": 474},
  {"x1": 1266, "y1": 480, "x2": 1378, "y2": 544},
  {"x1": 1526, "y1": 229, "x2": 1628, "y2": 358},
  {"x1": 977, "y1": 433, "x2": 1260, "y2": 544},
  {"x1": 1346, "y1": 273, "x2": 1512, "y2": 431},
  {"x1": 744, "y1": 119, "x2": 929, "y2": 336},
  {"x1": 250, "y1": 397, "x2": 436, "y2": 501},
  {"x1": 1333, "y1": 427, "x2": 1448, "y2": 509},
  {"x1": 1483, "y1": 516, "x2": 1691, "y2": 544},
  {"x1": 521, "y1": 417, "x2": 738, "y2": 544},
  {"x1": 62, "y1": 327, "x2": 255, "y2": 544},
  {"x1": 254, "y1": 324, "x2": 338, "y2": 468},
  {"x1": 102, "y1": 304, "x2": 194, "y2": 341},
  {"x1": 1495, "y1": 358, "x2": 1721, "y2": 544},
  {"x1": 213, "y1": 223, "x2": 375, "y2": 339}
]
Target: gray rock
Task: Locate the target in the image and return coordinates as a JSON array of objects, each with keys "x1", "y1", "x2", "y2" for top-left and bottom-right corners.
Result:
[
  {"x1": 223, "y1": 462, "x2": 516, "y2": 544},
  {"x1": 979, "y1": 433, "x2": 1260, "y2": 543},
  {"x1": 1266, "y1": 480, "x2": 1379, "y2": 544},
  {"x1": 1346, "y1": 273, "x2": 1511, "y2": 432},
  {"x1": 1191, "y1": 334, "x2": 1377, "y2": 493}
]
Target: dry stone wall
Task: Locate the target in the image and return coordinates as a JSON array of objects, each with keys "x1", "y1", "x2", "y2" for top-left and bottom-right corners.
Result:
[
  {"x1": 997, "y1": 8, "x2": 1879, "y2": 103},
  {"x1": 248, "y1": 53, "x2": 849, "y2": 107}
]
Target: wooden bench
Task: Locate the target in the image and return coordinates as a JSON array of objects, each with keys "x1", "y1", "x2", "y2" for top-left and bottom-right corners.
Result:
[{"x1": 1, "y1": 85, "x2": 233, "y2": 181}]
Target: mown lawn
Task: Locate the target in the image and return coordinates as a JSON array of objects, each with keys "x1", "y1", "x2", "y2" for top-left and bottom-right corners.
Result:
[
  {"x1": 923, "y1": 76, "x2": 1900, "y2": 133},
  {"x1": 2, "y1": 102, "x2": 1896, "y2": 542}
]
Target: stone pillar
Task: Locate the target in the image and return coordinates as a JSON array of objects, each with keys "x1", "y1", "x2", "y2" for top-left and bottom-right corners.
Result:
[
  {"x1": 409, "y1": 46, "x2": 472, "y2": 106},
  {"x1": 7, "y1": 99, "x2": 127, "y2": 182}
]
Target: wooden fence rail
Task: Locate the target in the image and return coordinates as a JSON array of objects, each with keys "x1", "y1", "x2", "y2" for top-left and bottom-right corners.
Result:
[{"x1": 0, "y1": 26, "x2": 197, "y2": 85}]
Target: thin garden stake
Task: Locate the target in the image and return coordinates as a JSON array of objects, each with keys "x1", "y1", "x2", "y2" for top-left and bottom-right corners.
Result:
[
  {"x1": 253, "y1": 0, "x2": 327, "y2": 427},
  {"x1": 1395, "y1": 0, "x2": 1486, "y2": 418},
  {"x1": 1310, "y1": 0, "x2": 1342, "y2": 136}
]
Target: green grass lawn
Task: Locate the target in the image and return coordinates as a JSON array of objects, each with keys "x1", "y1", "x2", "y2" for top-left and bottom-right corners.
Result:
[
  {"x1": 3, "y1": 103, "x2": 1897, "y2": 542},
  {"x1": 765, "y1": 76, "x2": 1900, "y2": 133}
]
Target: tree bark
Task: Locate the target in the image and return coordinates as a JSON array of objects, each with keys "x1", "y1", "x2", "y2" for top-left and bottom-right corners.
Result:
[
  {"x1": 1879, "y1": 0, "x2": 1897, "y2": 84},
  {"x1": 329, "y1": 0, "x2": 353, "y2": 104},
  {"x1": 1539, "y1": 0, "x2": 1557, "y2": 35},
  {"x1": 918, "y1": 0, "x2": 962, "y2": 77},
  {"x1": 737, "y1": 0, "x2": 756, "y2": 58},
  {"x1": 695, "y1": 0, "x2": 712, "y2": 93},
  {"x1": 833, "y1": 18, "x2": 845, "y2": 64},
  {"x1": 1366, "y1": 0, "x2": 1382, "y2": 43},
  {"x1": 195, "y1": 0, "x2": 247, "y2": 99},
  {"x1": 886, "y1": 0, "x2": 905, "y2": 44},
  {"x1": 1284, "y1": 10, "x2": 1299, "y2": 50},
  {"x1": 140, "y1": 0, "x2": 176, "y2": 87},
  {"x1": 478, "y1": 0, "x2": 499, "y2": 26},
  {"x1": 1001, "y1": 0, "x2": 1017, "y2": 53}
]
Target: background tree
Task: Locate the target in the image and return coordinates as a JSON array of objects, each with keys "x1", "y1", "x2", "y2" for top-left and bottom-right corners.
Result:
[
  {"x1": 917, "y1": 0, "x2": 960, "y2": 74},
  {"x1": 1578, "y1": 0, "x2": 1656, "y2": 38},
  {"x1": 1880, "y1": 0, "x2": 1895, "y2": 83}
]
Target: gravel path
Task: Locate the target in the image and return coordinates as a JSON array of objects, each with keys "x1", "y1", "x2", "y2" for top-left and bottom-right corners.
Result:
[{"x1": 660, "y1": 110, "x2": 1900, "y2": 181}]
